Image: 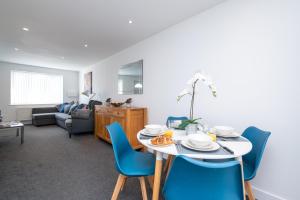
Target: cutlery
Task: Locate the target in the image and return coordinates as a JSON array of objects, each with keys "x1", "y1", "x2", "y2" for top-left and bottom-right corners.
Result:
[
  {"x1": 139, "y1": 135, "x2": 154, "y2": 140},
  {"x1": 216, "y1": 141, "x2": 234, "y2": 154},
  {"x1": 174, "y1": 140, "x2": 182, "y2": 153}
]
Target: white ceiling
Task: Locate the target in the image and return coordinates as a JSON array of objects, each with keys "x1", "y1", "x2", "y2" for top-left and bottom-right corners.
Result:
[{"x1": 0, "y1": 0, "x2": 225, "y2": 71}]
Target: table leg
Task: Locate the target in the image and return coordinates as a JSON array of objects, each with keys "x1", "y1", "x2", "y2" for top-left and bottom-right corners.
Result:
[
  {"x1": 16, "y1": 128, "x2": 19, "y2": 137},
  {"x1": 21, "y1": 126, "x2": 24, "y2": 144},
  {"x1": 152, "y1": 151, "x2": 163, "y2": 200},
  {"x1": 236, "y1": 156, "x2": 245, "y2": 200}
]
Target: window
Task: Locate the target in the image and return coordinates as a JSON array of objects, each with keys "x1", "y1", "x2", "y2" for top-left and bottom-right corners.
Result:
[{"x1": 11, "y1": 70, "x2": 63, "y2": 105}]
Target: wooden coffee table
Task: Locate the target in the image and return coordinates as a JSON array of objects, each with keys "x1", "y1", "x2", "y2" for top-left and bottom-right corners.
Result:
[{"x1": 0, "y1": 121, "x2": 25, "y2": 144}]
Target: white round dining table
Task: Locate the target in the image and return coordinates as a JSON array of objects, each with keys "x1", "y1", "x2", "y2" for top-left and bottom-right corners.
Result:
[{"x1": 137, "y1": 129, "x2": 252, "y2": 200}]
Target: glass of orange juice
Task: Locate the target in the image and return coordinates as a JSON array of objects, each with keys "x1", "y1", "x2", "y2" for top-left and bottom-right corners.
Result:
[
  {"x1": 207, "y1": 132, "x2": 217, "y2": 142},
  {"x1": 164, "y1": 130, "x2": 174, "y2": 138}
]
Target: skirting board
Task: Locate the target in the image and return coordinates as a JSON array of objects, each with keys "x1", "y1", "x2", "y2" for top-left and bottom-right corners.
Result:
[
  {"x1": 20, "y1": 120, "x2": 32, "y2": 125},
  {"x1": 252, "y1": 185, "x2": 287, "y2": 200}
]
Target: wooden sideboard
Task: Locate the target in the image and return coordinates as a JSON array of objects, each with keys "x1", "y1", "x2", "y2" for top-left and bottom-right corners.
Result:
[{"x1": 94, "y1": 105, "x2": 147, "y2": 149}]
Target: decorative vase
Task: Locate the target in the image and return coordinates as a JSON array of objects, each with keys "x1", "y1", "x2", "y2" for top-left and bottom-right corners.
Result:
[{"x1": 186, "y1": 123, "x2": 198, "y2": 135}]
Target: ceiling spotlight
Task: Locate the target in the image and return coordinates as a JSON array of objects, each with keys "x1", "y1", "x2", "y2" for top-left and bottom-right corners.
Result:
[
  {"x1": 84, "y1": 44, "x2": 88, "y2": 48},
  {"x1": 22, "y1": 27, "x2": 29, "y2": 31},
  {"x1": 14, "y1": 48, "x2": 20, "y2": 51},
  {"x1": 128, "y1": 20, "x2": 133, "y2": 24}
]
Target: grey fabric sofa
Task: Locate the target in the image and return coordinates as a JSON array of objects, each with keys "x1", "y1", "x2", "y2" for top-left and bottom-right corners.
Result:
[
  {"x1": 65, "y1": 110, "x2": 93, "y2": 138},
  {"x1": 55, "y1": 112, "x2": 71, "y2": 128},
  {"x1": 32, "y1": 100, "x2": 102, "y2": 138},
  {"x1": 32, "y1": 107, "x2": 58, "y2": 126}
]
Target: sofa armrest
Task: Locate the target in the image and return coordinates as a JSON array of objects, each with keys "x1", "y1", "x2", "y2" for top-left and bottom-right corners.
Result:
[
  {"x1": 32, "y1": 107, "x2": 58, "y2": 114},
  {"x1": 71, "y1": 109, "x2": 91, "y2": 119}
]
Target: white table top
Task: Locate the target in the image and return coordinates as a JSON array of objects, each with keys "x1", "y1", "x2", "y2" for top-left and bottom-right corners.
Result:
[{"x1": 137, "y1": 129, "x2": 252, "y2": 160}]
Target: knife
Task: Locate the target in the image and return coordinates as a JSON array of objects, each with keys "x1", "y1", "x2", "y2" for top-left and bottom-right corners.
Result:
[{"x1": 216, "y1": 142, "x2": 234, "y2": 154}]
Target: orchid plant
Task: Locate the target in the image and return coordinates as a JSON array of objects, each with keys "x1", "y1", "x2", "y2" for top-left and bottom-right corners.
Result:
[{"x1": 177, "y1": 71, "x2": 217, "y2": 129}]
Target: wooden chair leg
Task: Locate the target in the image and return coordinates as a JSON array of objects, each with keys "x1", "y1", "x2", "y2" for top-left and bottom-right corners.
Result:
[
  {"x1": 245, "y1": 181, "x2": 255, "y2": 200},
  {"x1": 111, "y1": 174, "x2": 126, "y2": 200},
  {"x1": 120, "y1": 177, "x2": 127, "y2": 191},
  {"x1": 166, "y1": 156, "x2": 173, "y2": 177},
  {"x1": 163, "y1": 155, "x2": 172, "y2": 173},
  {"x1": 139, "y1": 177, "x2": 148, "y2": 200},
  {"x1": 147, "y1": 176, "x2": 154, "y2": 189}
]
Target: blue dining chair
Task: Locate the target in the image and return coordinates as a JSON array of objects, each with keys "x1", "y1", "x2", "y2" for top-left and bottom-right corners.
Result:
[
  {"x1": 106, "y1": 122, "x2": 155, "y2": 200},
  {"x1": 166, "y1": 116, "x2": 188, "y2": 127},
  {"x1": 163, "y1": 156, "x2": 244, "y2": 200},
  {"x1": 242, "y1": 126, "x2": 271, "y2": 200}
]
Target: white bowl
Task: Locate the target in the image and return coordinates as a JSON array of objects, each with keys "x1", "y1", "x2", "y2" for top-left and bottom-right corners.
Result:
[
  {"x1": 187, "y1": 134, "x2": 212, "y2": 147},
  {"x1": 145, "y1": 124, "x2": 162, "y2": 135},
  {"x1": 214, "y1": 126, "x2": 235, "y2": 135}
]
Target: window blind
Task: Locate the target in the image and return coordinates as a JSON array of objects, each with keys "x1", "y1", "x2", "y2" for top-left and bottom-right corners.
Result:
[{"x1": 11, "y1": 70, "x2": 63, "y2": 105}]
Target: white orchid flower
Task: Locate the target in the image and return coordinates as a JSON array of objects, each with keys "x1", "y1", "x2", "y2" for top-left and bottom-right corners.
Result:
[
  {"x1": 177, "y1": 88, "x2": 192, "y2": 101},
  {"x1": 177, "y1": 70, "x2": 217, "y2": 120},
  {"x1": 187, "y1": 72, "x2": 207, "y2": 85},
  {"x1": 194, "y1": 72, "x2": 207, "y2": 82},
  {"x1": 187, "y1": 77, "x2": 196, "y2": 85},
  {"x1": 203, "y1": 76, "x2": 213, "y2": 86},
  {"x1": 209, "y1": 84, "x2": 217, "y2": 97},
  {"x1": 179, "y1": 71, "x2": 217, "y2": 100}
]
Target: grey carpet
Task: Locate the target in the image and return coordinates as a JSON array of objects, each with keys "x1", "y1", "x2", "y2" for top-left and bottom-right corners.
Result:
[{"x1": 0, "y1": 125, "x2": 148, "y2": 200}]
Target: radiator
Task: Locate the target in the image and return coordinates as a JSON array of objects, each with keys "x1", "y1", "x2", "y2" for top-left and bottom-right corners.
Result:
[{"x1": 16, "y1": 107, "x2": 32, "y2": 122}]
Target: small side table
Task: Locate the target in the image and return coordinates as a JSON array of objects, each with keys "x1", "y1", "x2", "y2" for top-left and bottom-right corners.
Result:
[{"x1": 0, "y1": 121, "x2": 25, "y2": 144}]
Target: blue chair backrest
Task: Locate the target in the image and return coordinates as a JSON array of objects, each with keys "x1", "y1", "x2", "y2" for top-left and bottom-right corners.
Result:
[
  {"x1": 166, "y1": 116, "x2": 188, "y2": 126},
  {"x1": 163, "y1": 156, "x2": 244, "y2": 200},
  {"x1": 242, "y1": 126, "x2": 271, "y2": 179},
  {"x1": 106, "y1": 122, "x2": 133, "y2": 174}
]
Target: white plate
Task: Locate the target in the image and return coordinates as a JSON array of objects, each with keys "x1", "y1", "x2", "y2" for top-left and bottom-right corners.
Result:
[
  {"x1": 187, "y1": 134, "x2": 212, "y2": 147},
  {"x1": 186, "y1": 139, "x2": 213, "y2": 149},
  {"x1": 214, "y1": 126, "x2": 234, "y2": 135},
  {"x1": 182, "y1": 140, "x2": 220, "y2": 152},
  {"x1": 210, "y1": 128, "x2": 241, "y2": 138},
  {"x1": 147, "y1": 139, "x2": 173, "y2": 147},
  {"x1": 140, "y1": 129, "x2": 163, "y2": 137}
]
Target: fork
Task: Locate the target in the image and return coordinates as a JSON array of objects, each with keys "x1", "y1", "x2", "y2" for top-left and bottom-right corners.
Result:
[{"x1": 173, "y1": 140, "x2": 182, "y2": 153}]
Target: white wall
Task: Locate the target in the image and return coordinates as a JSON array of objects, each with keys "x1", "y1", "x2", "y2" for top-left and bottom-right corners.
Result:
[
  {"x1": 80, "y1": 0, "x2": 299, "y2": 199},
  {"x1": 0, "y1": 61, "x2": 79, "y2": 121}
]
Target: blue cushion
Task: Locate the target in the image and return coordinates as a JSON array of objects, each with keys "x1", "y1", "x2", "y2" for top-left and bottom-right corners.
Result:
[
  {"x1": 77, "y1": 104, "x2": 86, "y2": 110},
  {"x1": 68, "y1": 104, "x2": 78, "y2": 115},
  {"x1": 64, "y1": 104, "x2": 72, "y2": 114},
  {"x1": 59, "y1": 103, "x2": 68, "y2": 113}
]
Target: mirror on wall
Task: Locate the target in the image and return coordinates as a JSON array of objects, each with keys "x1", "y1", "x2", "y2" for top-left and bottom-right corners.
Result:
[{"x1": 118, "y1": 60, "x2": 143, "y2": 95}]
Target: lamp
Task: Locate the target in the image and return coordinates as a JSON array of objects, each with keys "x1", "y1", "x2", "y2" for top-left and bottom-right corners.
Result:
[
  {"x1": 134, "y1": 83, "x2": 143, "y2": 88},
  {"x1": 67, "y1": 90, "x2": 79, "y2": 103},
  {"x1": 81, "y1": 90, "x2": 96, "y2": 100}
]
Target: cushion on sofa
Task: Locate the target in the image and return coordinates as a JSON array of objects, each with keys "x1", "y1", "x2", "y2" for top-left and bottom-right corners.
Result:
[
  {"x1": 77, "y1": 104, "x2": 86, "y2": 110},
  {"x1": 64, "y1": 104, "x2": 72, "y2": 114},
  {"x1": 55, "y1": 113, "x2": 71, "y2": 121},
  {"x1": 68, "y1": 103, "x2": 78, "y2": 114},
  {"x1": 71, "y1": 109, "x2": 91, "y2": 119},
  {"x1": 58, "y1": 103, "x2": 68, "y2": 113}
]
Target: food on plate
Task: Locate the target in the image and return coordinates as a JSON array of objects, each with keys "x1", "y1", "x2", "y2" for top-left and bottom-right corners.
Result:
[
  {"x1": 151, "y1": 135, "x2": 173, "y2": 146},
  {"x1": 163, "y1": 130, "x2": 173, "y2": 137}
]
